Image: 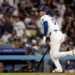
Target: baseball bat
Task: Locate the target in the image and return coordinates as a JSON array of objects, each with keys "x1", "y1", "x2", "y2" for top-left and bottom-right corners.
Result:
[{"x1": 37, "y1": 46, "x2": 50, "y2": 68}]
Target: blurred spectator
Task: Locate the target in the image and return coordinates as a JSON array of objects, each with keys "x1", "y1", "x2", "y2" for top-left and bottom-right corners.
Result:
[
  {"x1": 1, "y1": 0, "x2": 12, "y2": 14},
  {"x1": 31, "y1": 39, "x2": 38, "y2": 50},
  {"x1": 55, "y1": 13, "x2": 63, "y2": 29},
  {"x1": 12, "y1": 40, "x2": 21, "y2": 48},
  {"x1": 69, "y1": 28, "x2": 75, "y2": 45},
  {"x1": 61, "y1": 39, "x2": 69, "y2": 51},
  {"x1": 12, "y1": 7, "x2": 19, "y2": 17},
  {"x1": 65, "y1": 7, "x2": 73, "y2": 17},
  {"x1": 26, "y1": 18, "x2": 38, "y2": 37},
  {"x1": 18, "y1": 1, "x2": 28, "y2": 17},
  {"x1": 4, "y1": 15, "x2": 13, "y2": 33},
  {"x1": 24, "y1": 16, "x2": 31, "y2": 24},
  {"x1": 36, "y1": 16, "x2": 43, "y2": 34},
  {"x1": 1, "y1": 31, "x2": 12, "y2": 43},
  {"x1": 25, "y1": 47, "x2": 33, "y2": 55},
  {"x1": 24, "y1": 0, "x2": 33, "y2": 14},
  {"x1": 20, "y1": 33, "x2": 29, "y2": 48},
  {"x1": 13, "y1": 15, "x2": 26, "y2": 38},
  {"x1": 56, "y1": 0, "x2": 66, "y2": 15},
  {"x1": 8, "y1": 30, "x2": 17, "y2": 43}
]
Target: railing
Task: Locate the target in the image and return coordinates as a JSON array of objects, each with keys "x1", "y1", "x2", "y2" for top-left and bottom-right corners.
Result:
[{"x1": 0, "y1": 55, "x2": 75, "y2": 60}]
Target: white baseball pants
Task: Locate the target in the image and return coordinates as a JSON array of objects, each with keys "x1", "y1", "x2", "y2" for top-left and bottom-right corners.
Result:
[{"x1": 50, "y1": 31, "x2": 73, "y2": 72}]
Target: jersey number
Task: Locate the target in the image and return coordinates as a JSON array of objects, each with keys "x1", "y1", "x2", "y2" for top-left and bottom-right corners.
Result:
[{"x1": 51, "y1": 18, "x2": 56, "y2": 25}]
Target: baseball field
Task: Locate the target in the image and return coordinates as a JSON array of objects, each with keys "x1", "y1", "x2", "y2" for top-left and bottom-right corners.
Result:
[{"x1": 0, "y1": 73, "x2": 75, "y2": 75}]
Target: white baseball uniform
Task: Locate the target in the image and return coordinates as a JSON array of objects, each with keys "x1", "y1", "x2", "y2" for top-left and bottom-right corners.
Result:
[{"x1": 40, "y1": 15, "x2": 74, "y2": 72}]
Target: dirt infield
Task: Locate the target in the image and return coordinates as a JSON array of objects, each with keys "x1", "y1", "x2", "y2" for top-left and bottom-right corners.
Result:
[{"x1": 0, "y1": 73, "x2": 75, "y2": 75}]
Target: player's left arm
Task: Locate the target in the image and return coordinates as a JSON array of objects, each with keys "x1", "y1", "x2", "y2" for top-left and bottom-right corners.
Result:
[{"x1": 42, "y1": 21, "x2": 48, "y2": 44}]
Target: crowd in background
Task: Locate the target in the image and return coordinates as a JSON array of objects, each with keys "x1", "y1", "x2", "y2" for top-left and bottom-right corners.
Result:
[
  {"x1": 0, "y1": 0, "x2": 75, "y2": 72},
  {"x1": 0, "y1": 0, "x2": 75, "y2": 51}
]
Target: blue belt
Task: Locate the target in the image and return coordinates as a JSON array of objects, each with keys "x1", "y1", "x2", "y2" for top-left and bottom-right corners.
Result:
[{"x1": 49, "y1": 30, "x2": 58, "y2": 35}]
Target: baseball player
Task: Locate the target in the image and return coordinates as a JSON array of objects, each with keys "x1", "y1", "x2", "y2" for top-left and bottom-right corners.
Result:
[{"x1": 40, "y1": 6, "x2": 75, "y2": 72}]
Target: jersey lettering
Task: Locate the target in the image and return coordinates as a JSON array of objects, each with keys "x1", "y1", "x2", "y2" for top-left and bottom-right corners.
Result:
[{"x1": 51, "y1": 18, "x2": 56, "y2": 25}]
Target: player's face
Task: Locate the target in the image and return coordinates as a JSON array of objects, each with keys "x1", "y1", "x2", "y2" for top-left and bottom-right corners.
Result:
[{"x1": 40, "y1": 11, "x2": 46, "y2": 17}]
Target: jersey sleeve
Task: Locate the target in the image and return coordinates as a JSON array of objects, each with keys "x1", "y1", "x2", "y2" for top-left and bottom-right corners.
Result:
[
  {"x1": 40, "y1": 16, "x2": 47, "y2": 24},
  {"x1": 43, "y1": 21, "x2": 48, "y2": 36},
  {"x1": 41, "y1": 16, "x2": 48, "y2": 36}
]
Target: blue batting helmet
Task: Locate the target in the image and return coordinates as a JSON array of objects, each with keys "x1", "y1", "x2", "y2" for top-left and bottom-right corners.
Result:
[{"x1": 40, "y1": 6, "x2": 52, "y2": 15}]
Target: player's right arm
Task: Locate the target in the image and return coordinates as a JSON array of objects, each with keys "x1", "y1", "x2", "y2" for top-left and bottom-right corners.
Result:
[
  {"x1": 40, "y1": 16, "x2": 49, "y2": 44},
  {"x1": 42, "y1": 20, "x2": 48, "y2": 44}
]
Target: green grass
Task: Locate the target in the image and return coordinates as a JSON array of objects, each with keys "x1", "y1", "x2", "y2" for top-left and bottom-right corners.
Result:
[{"x1": 0, "y1": 73, "x2": 74, "y2": 75}]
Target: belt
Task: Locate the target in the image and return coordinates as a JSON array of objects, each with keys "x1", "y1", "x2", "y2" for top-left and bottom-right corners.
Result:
[{"x1": 49, "y1": 30, "x2": 58, "y2": 35}]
